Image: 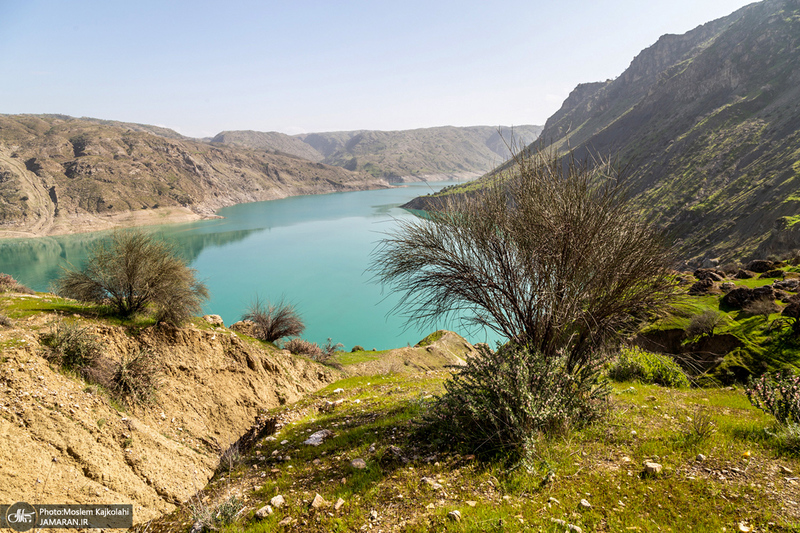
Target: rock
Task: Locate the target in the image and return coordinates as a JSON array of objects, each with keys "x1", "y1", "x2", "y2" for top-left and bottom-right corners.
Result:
[
  {"x1": 465, "y1": 500, "x2": 477, "y2": 507},
  {"x1": 280, "y1": 439, "x2": 289, "y2": 445},
  {"x1": 230, "y1": 320, "x2": 256, "y2": 336},
  {"x1": 270, "y1": 494, "x2": 285, "y2": 508},
  {"x1": 421, "y1": 476, "x2": 444, "y2": 490},
  {"x1": 774, "y1": 279, "x2": 800, "y2": 291},
  {"x1": 579, "y1": 498, "x2": 591, "y2": 509},
  {"x1": 448, "y1": 510, "x2": 462, "y2": 522},
  {"x1": 382, "y1": 445, "x2": 409, "y2": 465},
  {"x1": 333, "y1": 388, "x2": 344, "y2": 394},
  {"x1": 631, "y1": 430, "x2": 637, "y2": 437},
  {"x1": 304, "y1": 429, "x2": 334, "y2": 446},
  {"x1": 551, "y1": 518, "x2": 583, "y2": 532},
  {"x1": 693, "y1": 268, "x2": 725, "y2": 282},
  {"x1": 369, "y1": 510, "x2": 378, "y2": 521},
  {"x1": 761, "y1": 269, "x2": 785, "y2": 279},
  {"x1": 735, "y1": 269, "x2": 755, "y2": 279},
  {"x1": 254, "y1": 505, "x2": 273, "y2": 519},
  {"x1": 780, "y1": 465, "x2": 794, "y2": 475},
  {"x1": 721, "y1": 282, "x2": 735, "y2": 292},
  {"x1": 278, "y1": 516, "x2": 295, "y2": 527},
  {"x1": 696, "y1": 454, "x2": 706, "y2": 462},
  {"x1": 334, "y1": 498, "x2": 345, "y2": 510},
  {"x1": 548, "y1": 497, "x2": 561, "y2": 505},
  {"x1": 747, "y1": 260, "x2": 775, "y2": 273},
  {"x1": 644, "y1": 462, "x2": 663, "y2": 475},
  {"x1": 688, "y1": 278, "x2": 716, "y2": 295},
  {"x1": 722, "y1": 286, "x2": 776, "y2": 309},
  {"x1": 320, "y1": 399, "x2": 345, "y2": 413},
  {"x1": 739, "y1": 522, "x2": 753, "y2": 532},
  {"x1": 310, "y1": 493, "x2": 327, "y2": 509},
  {"x1": 203, "y1": 314, "x2": 224, "y2": 326},
  {"x1": 350, "y1": 458, "x2": 367, "y2": 469}
]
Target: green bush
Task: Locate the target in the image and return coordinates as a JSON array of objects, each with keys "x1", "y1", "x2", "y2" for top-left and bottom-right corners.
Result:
[
  {"x1": 607, "y1": 347, "x2": 690, "y2": 388},
  {"x1": 56, "y1": 230, "x2": 208, "y2": 326},
  {"x1": 421, "y1": 342, "x2": 609, "y2": 459},
  {"x1": 39, "y1": 321, "x2": 101, "y2": 373}
]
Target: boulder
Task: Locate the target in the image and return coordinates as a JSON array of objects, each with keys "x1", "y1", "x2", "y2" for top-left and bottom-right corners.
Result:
[
  {"x1": 760, "y1": 269, "x2": 785, "y2": 279},
  {"x1": 688, "y1": 278, "x2": 716, "y2": 295},
  {"x1": 230, "y1": 320, "x2": 257, "y2": 337},
  {"x1": 746, "y1": 260, "x2": 775, "y2": 273},
  {"x1": 774, "y1": 279, "x2": 800, "y2": 292},
  {"x1": 721, "y1": 286, "x2": 775, "y2": 309},
  {"x1": 694, "y1": 268, "x2": 725, "y2": 281},
  {"x1": 734, "y1": 270, "x2": 755, "y2": 279},
  {"x1": 203, "y1": 314, "x2": 224, "y2": 326}
]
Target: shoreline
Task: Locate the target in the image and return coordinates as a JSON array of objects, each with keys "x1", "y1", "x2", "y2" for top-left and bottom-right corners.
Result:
[{"x1": 0, "y1": 173, "x2": 481, "y2": 240}]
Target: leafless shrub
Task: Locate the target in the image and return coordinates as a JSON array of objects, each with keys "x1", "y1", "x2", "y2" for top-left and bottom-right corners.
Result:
[
  {"x1": 111, "y1": 347, "x2": 163, "y2": 406},
  {"x1": 56, "y1": 230, "x2": 208, "y2": 326},
  {"x1": 0, "y1": 273, "x2": 34, "y2": 294},
  {"x1": 283, "y1": 338, "x2": 324, "y2": 359},
  {"x1": 686, "y1": 310, "x2": 724, "y2": 339},
  {"x1": 241, "y1": 296, "x2": 304, "y2": 343},
  {"x1": 371, "y1": 145, "x2": 676, "y2": 373},
  {"x1": 743, "y1": 297, "x2": 779, "y2": 321},
  {"x1": 39, "y1": 320, "x2": 102, "y2": 373}
]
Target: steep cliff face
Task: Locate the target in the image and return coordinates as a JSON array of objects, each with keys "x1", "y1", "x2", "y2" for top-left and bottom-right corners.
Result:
[
  {"x1": 0, "y1": 115, "x2": 387, "y2": 237},
  {"x1": 413, "y1": 0, "x2": 800, "y2": 262}
]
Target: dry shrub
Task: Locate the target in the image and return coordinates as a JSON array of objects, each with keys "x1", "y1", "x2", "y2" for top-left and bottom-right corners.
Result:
[
  {"x1": 39, "y1": 321, "x2": 101, "y2": 373},
  {"x1": 111, "y1": 347, "x2": 163, "y2": 406},
  {"x1": 283, "y1": 338, "x2": 323, "y2": 359},
  {"x1": 743, "y1": 297, "x2": 779, "y2": 321},
  {"x1": 686, "y1": 310, "x2": 724, "y2": 339},
  {"x1": 241, "y1": 296, "x2": 304, "y2": 343},
  {"x1": 0, "y1": 273, "x2": 34, "y2": 294}
]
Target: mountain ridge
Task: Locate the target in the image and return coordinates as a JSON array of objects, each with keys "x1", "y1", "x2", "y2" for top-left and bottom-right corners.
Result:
[{"x1": 408, "y1": 0, "x2": 800, "y2": 263}]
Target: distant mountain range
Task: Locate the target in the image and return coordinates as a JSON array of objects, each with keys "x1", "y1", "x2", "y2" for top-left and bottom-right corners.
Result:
[
  {"x1": 409, "y1": 0, "x2": 800, "y2": 263},
  {"x1": 0, "y1": 116, "x2": 539, "y2": 237},
  {"x1": 211, "y1": 125, "x2": 542, "y2": 182}
]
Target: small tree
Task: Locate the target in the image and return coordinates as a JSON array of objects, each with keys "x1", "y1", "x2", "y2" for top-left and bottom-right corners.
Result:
[
  {"x1": 743, "y1": 297, "x2": 779, "y2": 322},
  {"x1": 686, "y1": 309, "x2": 725, "y2": 339},
  {"x1": 372, "y1": 146, "x2": 676, "y2": 373},
  {"x1": 241, "y1": 297, "x2": 304, "y2": 343},
  {"x1": 56, "y1": 230, "x2": 208, "y2": 326}
]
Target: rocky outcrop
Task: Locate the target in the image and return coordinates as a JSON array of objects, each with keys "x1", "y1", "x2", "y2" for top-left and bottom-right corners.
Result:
[{"x1": 0, "y1": 298, "x2": 338, "y2": 524}]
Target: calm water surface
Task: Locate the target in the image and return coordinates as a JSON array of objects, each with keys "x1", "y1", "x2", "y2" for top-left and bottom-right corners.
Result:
[{"x1": 0, "y1": 181, "x2": 495, "y2": 350}]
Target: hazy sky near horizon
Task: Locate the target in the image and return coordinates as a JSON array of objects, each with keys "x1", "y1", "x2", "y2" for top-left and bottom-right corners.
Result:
[{"x1": 1, "y1": 0, "x2": 755, "y2": 138}]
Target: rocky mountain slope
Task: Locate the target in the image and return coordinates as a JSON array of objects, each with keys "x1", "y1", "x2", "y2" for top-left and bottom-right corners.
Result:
[
  {"x1": 409, "y1": 0, "x2": 800, "y2": 263},
  {"x1": 0, "y1": 115, "x2": 388, "y2": 238},
  {"x1": 213, "y1": 125, "x2": 542, "y2": 182}
]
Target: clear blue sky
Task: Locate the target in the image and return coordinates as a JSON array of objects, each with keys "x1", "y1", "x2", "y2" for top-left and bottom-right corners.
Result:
[{"x1": 0, "y1": 0, "x2": 755, "y2": 138}]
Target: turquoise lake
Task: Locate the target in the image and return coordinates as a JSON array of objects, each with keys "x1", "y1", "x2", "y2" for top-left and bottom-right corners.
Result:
[{"x1": 0, "y1": 181, "x2": 496, "y2": 350}]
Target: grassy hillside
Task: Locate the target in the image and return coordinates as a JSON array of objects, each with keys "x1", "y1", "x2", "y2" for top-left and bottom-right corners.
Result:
[
  {"x1": 409, "y1": 0, "x2": 800, "y2": 263},
  {"x1": 134, "y1": 360, "x2": 800, "y2": 532},
  {"x1": 212, "y1": 125, "x2": 542, "y2": 182},
  {"x1": 0, "y1": 115, "x2": 387, "y2": 237}
]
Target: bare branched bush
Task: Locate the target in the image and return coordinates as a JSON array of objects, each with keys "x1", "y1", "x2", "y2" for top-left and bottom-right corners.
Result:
[
  {"x1": 111, "y1": 347, "x2": 163, "y2": 406},
  {"x1": 283, "y1": 338, "x2": 324, "y2": 359},
  {"x1": 0, "y1": 273, "x2": 34, "y2": 294},
  {"x1": 241, "y1": 296, "x2": 304, "y2": 343},
  {"x1": 686, "y1": 310, "x2": 724, "y2": 339},
  {"x1": 56, "y1": 230, "x2": 208, "y2": 326},
  {"x1": 39, "y1": 320, "x2": 102, "y2": 373},
  {"x1": 743, "y1": 297, "x2": 779, "y2": 322},
  {"x1": 372, "y1": 146, "x2": 676, "y2": 373}
]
